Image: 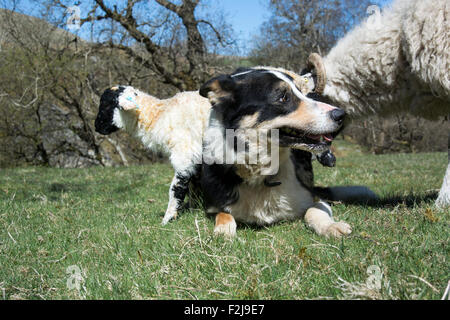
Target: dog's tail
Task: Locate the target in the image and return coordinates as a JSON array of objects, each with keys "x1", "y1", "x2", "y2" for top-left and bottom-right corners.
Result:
[{"x1": 314, "y1": 186, "x2": 379, "y2": 205}]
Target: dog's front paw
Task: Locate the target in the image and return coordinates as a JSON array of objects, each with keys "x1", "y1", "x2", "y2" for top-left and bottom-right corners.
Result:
[
  {"x1": 214, "y1": 221, "x2": 237, "y2": 238},
  {"x1": 324, "y1": 221, "x2": 352, "y2": 238},
  {"x1": 214, "y1": 213, "x2": 237, "y2": 238}
]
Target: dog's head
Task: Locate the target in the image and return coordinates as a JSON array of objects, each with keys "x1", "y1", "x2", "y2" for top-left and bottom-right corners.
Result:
[{"x1": 199, "y1": 68, "x2": 346, "y2": 154}]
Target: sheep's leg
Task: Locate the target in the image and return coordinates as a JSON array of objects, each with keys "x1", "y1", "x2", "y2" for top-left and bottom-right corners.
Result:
[
  {"x1": 162, "y1": 172, "x2": 191, "y2": 225},
  {"x1": 304, "y1": 200, "x2": 352, "y2": 238},
  {"x1": 436, "y1": 133, "x2": 450, "y2": 208}
]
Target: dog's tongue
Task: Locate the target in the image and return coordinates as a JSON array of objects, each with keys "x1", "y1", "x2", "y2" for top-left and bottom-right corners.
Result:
[
  {"x1": 323, "y1": 134, "x2": 334, "y2": 142},
  {"x1": 307, "y1": 134, "x2": 334, "y2": 142}
]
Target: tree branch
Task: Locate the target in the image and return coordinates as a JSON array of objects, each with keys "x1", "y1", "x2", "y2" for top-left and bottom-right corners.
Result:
[{"x1": 154, "y1": 0, "x2": 182, "y2": 15}]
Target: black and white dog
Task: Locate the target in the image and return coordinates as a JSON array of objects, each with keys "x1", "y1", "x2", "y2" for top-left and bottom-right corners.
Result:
[{"x1": 198, "y1": 68, "x2": 357, "y2": 238}]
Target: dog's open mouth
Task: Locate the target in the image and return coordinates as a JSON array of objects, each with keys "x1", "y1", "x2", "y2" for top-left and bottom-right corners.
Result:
[{"x1": 277, "y1": 127, "x2": 335, "y2": 152}]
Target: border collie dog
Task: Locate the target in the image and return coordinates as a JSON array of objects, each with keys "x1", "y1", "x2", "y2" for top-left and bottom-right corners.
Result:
[{"x1": 199, "y1": 68, "x2": 353, "y2": 238}]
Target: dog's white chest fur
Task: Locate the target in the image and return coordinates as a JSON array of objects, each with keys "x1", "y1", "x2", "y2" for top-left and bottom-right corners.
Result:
[{"x1": 226, "y1": 156, "x2": 314, "y2": 226}]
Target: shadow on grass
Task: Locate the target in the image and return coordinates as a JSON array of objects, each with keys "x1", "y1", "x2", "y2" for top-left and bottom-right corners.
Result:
[
  {"x1": 341, "y1": 191, "x2": 438, "y2": 208},
  {"x1": 47, "y1": 182, "x2": 85, "y2": 193},
  {"x1": 45, "y1": 182, "x2": 87, "y2": 201}
]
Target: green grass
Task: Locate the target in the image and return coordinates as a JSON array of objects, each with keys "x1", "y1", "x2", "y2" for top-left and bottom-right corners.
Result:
[{"x1": 0, "y1": 150, "x2": 448, "y2": 300}]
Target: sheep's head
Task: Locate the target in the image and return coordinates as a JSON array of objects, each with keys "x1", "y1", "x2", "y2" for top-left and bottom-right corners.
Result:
[{"x1": 302, "y1": 53, "x2": 327, "y2": 95}]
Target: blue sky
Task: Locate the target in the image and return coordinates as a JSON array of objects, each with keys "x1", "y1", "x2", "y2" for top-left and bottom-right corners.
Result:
[{"x1": 218, "y1": 0, "x2": 269, "y2": 44}]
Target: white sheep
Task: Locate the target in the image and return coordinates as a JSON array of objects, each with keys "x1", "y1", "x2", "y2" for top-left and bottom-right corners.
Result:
[{"x1": 307, "y1": 0, "x2": 449, "y2": 207}]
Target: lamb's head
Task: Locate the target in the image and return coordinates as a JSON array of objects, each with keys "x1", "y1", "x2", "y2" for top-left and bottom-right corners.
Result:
[
  {"x1": 95, "y1": 86, "x2": 150, "y2": 135},
  {"x1": 95, "y1": 86, "x2": 123, "y2": 135}
]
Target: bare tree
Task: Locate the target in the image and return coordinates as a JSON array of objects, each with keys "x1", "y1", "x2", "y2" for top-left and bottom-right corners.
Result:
[
  {"x1": 0, "y1": 0, "x2": 236, "y2": 167},
  {"x1": 250, "y1": 0, "x2": 373, "y2": 71},
  {"x1": 49, "y1": 0, "x2": 235, "y2": 91}
]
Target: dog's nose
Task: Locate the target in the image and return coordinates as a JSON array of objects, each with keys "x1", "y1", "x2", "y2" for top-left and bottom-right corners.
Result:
[{"x1": 330, "y1": 109, "x2": 346, "y2": 123}]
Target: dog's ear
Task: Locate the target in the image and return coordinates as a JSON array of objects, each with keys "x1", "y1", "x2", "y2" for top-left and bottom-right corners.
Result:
[{"x1": 199, "y1": 75, "x2": 235, "y2": 104}]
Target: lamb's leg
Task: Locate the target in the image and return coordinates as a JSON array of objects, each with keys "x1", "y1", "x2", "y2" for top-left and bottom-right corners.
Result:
[
  {"x1": 162, "y1": 144, "x2": 201, "y2": 225},
  {"x1": 162, "y1": 172, "x2": 191, "y2": 225},
  {"x1": 304, "y1": 200, "x2": 352, "y2": 238},
  {"x1": 436, "y1": 133, "x2": 450, "y2": 208}
]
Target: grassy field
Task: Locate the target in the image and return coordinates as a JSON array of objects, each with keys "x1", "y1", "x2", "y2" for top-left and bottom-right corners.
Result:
[{"x1": 0, "y1": 147, "x2": 449, "y2": 300}]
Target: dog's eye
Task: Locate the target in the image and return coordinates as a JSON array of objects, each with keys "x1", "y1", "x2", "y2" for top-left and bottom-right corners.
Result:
[{"x1": 279, "y1": 91, "x2": 290, "y2": 103}]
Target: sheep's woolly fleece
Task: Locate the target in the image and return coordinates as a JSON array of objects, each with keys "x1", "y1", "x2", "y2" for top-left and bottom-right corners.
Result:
[{"x1": 323, "y1": 0, "x2": 450, "y2": 119}]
